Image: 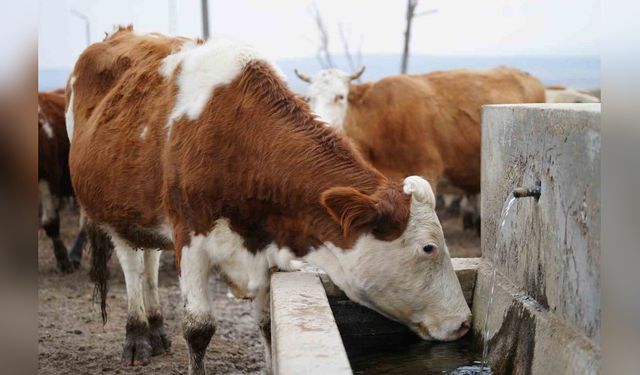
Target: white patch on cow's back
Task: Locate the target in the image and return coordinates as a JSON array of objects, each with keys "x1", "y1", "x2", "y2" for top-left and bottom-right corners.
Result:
[
  {"x1": 140, "y1": 125, "x2": 149, "y2": 139},
  {"x1": 42, "y1": 121, "x2": 54, "y2": 139},
  {"x1": 160, "y1": 37, "x2": 284, "y2": 135},
  {"x1": 38, "y1": 180, "x2": 58, "y2": 225},
  {"x1": 65, "y1": 76, "x2": 76, "y2": 142}
]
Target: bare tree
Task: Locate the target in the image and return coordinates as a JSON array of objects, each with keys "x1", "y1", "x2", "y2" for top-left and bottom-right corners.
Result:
[
  {"x1": 311, "y1": 3, "x2": 335, "y2": 69},
  {"x1": 311, "y1": 3, "x2": 364, "y2": 76},
  {"x1": 338, "y1": 23, "x2": 363, "y2": 77},
  {"x1": 400, "y1": 0, "x2": 437, "y2": 74},
  {"x1": 201, "y1": 0, "x2": 210, "y2": 40}
]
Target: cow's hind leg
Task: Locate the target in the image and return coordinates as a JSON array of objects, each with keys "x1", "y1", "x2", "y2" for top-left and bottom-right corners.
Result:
[
  {"x1": 69, "y1": 211, "x2": 87, "y2": 268},
  {"x1": 114, "y1": 240, "x2": 153, "y2": 366},
  {"x1": 180, "y1": 237, "x2": 216, "y2": 375},
  {"x1": 69, "y1": 228, "x2": 87, "y2": 268},
  {"x1": 143, "y1": 249, "x2": 171, "y2": 355},
  {"x1": 40, "y1": 180, "x2": 72, "y2": 273},
  {"x1": 43, "y1": 216, "x2": 73, "y2": 273}
]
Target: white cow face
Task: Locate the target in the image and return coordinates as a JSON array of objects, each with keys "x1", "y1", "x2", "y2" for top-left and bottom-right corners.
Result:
[
  {"x1": 295, "y1": 67, "x2": 365, "y2": 129},
  {"x1": 308, "y1": 176, "x2": 472, "y2": 342}
]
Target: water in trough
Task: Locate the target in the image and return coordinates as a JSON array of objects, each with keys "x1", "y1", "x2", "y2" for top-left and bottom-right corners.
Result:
[{"x1": 347, "y1": 334, "x2": 491, "y2": 375}]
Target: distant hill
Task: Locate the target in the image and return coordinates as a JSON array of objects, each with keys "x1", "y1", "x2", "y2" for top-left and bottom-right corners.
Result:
[{"x1": 39, "y1": 54, "x2": 599, "y2": 94}]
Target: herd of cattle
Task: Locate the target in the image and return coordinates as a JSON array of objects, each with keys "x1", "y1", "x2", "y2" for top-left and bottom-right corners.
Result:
[{"x1": 38, "y1": 26, "x2": 599, "y2": 374}]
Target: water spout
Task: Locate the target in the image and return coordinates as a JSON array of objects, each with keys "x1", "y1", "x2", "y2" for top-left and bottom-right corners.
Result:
[{"x1": 512, "y1": 181, "x2": 541, "y2": 200}]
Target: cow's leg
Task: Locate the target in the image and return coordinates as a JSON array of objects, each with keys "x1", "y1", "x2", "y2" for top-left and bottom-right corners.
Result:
[
  {"x1": 43, "y1": 216, "x2": 74, "y2": 273},
  {"x1": 461, "y1": 194, "x2": 481, "y2": 235},
  {"x1": 69, "y1": 210, "x2": 87, "y2": 268},
  {"x1": 180, "y1": 238, "x2": 215, "y2": 375},
  {"x1": 255, "y1": 284, "x2": 272, "y2": 374},
  {"x1": 114, "y1": 243, "x2": 153, "y2": 366},
  {"x1": 68, "y1": 228, "x2": 86, "y2": 268},
  {"x1": 142, "y1": 249, "x2": 171, "y2": 355},
  {"x1": 40, "y1": 181, "x2": 73, "y2": 273}
]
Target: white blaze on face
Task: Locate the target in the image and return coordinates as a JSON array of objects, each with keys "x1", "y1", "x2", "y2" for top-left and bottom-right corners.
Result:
[
  {"x1": 305, "y1": 176, "x2": 472, "y2": 342},
  {"x1": 304, "y1": 69, "x2": 352, "y2": 128}
]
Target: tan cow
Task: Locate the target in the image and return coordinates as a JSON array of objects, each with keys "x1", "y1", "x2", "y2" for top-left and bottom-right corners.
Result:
[
  {"x1": 67, "y1": 26, "x2": 470, "y2": 374},
  {"x1": 297, "y1": 66, "x2": 545, "y2": 191}
]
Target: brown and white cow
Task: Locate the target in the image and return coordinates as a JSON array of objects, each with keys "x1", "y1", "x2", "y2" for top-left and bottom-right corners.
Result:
[
  {"x1": 296, "y1": 66, "x2": 546, "y2": 232},
  {"x1": 38, "y1": 91, "x2": 86, "y2": 272},
  {"x1": 67, "y1": 26, "x2": 471, "y2": 374}
]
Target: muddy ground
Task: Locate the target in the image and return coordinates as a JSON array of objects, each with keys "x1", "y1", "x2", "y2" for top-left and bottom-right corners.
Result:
[{"x1": 38, "y1": 206, "x2": 479, "y2": 374}]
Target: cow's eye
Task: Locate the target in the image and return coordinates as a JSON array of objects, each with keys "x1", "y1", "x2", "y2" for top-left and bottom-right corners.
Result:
[
  {"x1": 335, "y1": 94, "x2": 344, "y2": 102},
  {"x1": 304, "y1": 96, "x2": 311, "y2": 103},
  {"x1": 422, "y1": 244, "x2": 437, "y2": 255}
]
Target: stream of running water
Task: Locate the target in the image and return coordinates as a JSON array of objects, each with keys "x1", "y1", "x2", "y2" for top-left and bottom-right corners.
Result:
[{"x1": 479, "y1": 196, "x2": 517, "y2": 372}]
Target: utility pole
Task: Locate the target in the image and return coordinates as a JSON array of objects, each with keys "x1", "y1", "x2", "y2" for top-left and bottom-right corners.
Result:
[
  {"x1": 70, "y1": 8, "x2": 90, "y2": 46},
  {"x1": 201, "y1": 0, "x2": 210, "y2": 40}
]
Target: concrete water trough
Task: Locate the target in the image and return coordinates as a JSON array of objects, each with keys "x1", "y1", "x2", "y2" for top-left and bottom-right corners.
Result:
[
  {"x1": 270, "y1": 104, "x2": 601, "y2": 375},
  {"x1": 270, "y1": 259, "x2": 480, "y2": 375}
]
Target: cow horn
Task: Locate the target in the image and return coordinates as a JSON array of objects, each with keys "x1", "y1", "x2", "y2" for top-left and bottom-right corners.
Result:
[
  {"x1": 349, "y1": 66, "x2": 366, "y2": 81},
  {"x1": 294, "y1": 69, "x2": 312, "y2": 83}
]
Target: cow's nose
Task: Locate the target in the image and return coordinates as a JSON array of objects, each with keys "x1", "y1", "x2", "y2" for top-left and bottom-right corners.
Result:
[{"x1": 447, "y1": 318, "x2": 471, "y2": 341}]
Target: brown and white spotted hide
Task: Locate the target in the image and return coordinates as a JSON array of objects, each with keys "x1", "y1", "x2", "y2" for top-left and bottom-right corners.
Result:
[{"x1": 69, "y1": 26, "x2": 470, "y2": 374}]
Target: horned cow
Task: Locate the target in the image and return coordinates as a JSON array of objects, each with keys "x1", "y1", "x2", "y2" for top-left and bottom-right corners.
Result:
[{"x1": 68, "y1": 27, "x2": 471, "y2": 374}]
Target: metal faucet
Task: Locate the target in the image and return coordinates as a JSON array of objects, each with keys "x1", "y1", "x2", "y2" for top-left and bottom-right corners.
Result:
[{"x1": 512, "y1": 181, "x2": 541, "y2": 200}]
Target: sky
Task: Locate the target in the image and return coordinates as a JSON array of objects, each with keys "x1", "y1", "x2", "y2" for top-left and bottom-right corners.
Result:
[{"x1": 38, "y1": 0, "x2": 600, "y2": 70}]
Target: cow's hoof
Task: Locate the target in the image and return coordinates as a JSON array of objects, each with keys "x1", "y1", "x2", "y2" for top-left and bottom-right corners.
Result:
[
  {"x1": 148, "y1": 315, "x2": 171, "y2": 355},
  {"x1": 121, "y1": 335, "x2": 153, "y2": 366},
  {"x1": 70, "y1": 259, "x2": 81, "y2": 270},
  {"x1": 462, "y1": 213, "x2": 474, "y2": 232},
  {"x1": 122, "y1": 319, "x2": 153, "y2": 366},
  {"x1": 57, "y1": 259, "x2": 74, "y2": 274}
]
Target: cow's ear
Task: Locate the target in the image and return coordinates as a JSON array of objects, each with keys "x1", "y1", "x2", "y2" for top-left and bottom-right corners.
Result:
[
  {"x1": 321, "y1": 187, "x2": 378, "y2": 238},
  {"x1": 348, "y1": 82, "x2": 373, "y2": 103},
  {"x1": 403, "y1": 176, "x2": 436, "y2": 209}
]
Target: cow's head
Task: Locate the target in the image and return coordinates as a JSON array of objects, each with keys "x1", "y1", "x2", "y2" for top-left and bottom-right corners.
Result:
[
  {"x1": 307, "y1": 176, "x2": 471, "y2": 342},
  {"x1": 295, "y1": 66, "x2": 365, "y2": 128}
]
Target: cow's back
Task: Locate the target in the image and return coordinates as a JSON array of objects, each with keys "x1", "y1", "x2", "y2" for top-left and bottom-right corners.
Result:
[
  {"x1": 425, "y1": 66, "x2": 545, "y2": 113},
  {"x1": 68, "y1": 27, "x2": 185, "y2": 230}
]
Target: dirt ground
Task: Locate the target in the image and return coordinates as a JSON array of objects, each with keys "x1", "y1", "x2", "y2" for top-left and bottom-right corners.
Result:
[{"x1": 38, "y1": 206, "x2": 479, "y2": 374}]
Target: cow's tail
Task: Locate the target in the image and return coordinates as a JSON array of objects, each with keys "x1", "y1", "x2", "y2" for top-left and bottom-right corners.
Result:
[{"x1": 87, "y1": 221, "x2": 113, "y2": 324}]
